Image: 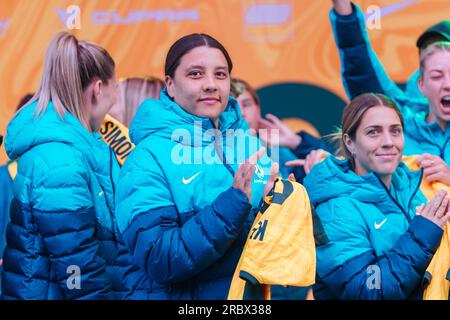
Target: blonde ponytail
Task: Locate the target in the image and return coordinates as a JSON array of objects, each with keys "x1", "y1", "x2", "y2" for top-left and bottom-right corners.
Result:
[
  {"x1": 325, "y1": 127, "x2": 345, "y2": 157},
  {"x1": 23, "y1": 32, "x2": 115, "y2": 132}
]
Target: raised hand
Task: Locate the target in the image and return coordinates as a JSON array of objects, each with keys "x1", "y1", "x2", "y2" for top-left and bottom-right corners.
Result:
[
  {"x1": 233, "y1": 147, "x2": 266, "y2": 202},
  {"x1": 416, "y1": 189, "x2": 450, "y2": 229},
  {"x1": 262, "y1": 162, "x2": 280, "y2": 198},
  {"x1": 332, "y1": 0, "x2": 352, "y2": 15},
  {"x1": 285, "y1": 149, "x2": 330, "y2": 174},
  {"x1": 417, "y1": 153, "x2": 450, "y2": 185},
  {"x1": 257, "y1": 114, "x2": 301, "y2": 150}
]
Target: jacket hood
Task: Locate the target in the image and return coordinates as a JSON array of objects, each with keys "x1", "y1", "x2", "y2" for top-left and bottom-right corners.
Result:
[
  {"x1": 304, "y1": 156, "x2": 422, "y2": 209},
  {"x1": 129, "y1": 88, "x2": 247, "y2": 146},
  {"x1": 5, "y1": 101, "x2": 106, "y2": 169}
]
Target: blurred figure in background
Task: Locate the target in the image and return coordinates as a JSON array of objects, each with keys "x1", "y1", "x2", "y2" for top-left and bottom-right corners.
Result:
[
  {"x1": 230, "y1": 77, "x2": 334, "y2": 184},
  {"x1": 109, "y1": 76, "x2": 164, "y2": 127},
  {"x1": 99, "y1": 76, "x2": 164, "y2": 166}
]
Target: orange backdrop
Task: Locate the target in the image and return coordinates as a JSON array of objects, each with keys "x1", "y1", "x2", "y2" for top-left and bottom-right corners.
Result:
[{"x1": 1, "y1": 0, "x2": 449, "y2": 163}]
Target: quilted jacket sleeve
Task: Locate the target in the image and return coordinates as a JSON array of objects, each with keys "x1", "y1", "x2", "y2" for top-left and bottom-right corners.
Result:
[
  {"x1": 115, "y1": 148, "x2": 252, "y2": 285},
  {"x1": 329, "y1": 3, "x2": 407, "y2": 107},
  {"x1": 31, "y1": 156, "x2": 112, "y2": 300},
  {"x1": 315, "y1": 201, "x2": 443, "y2": 299}
]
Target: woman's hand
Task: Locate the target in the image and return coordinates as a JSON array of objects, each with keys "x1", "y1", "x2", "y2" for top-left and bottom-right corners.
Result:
[
  {"x1": 417, "y1": 153, "x2": 450, "y2": 185},
  {"x1": 262, "y1": 162, "x2": 280, "y2": 198},
  {"x1": 233, "y1": 147, "x2": 266, "y2": 202},
  {"x1": 285, "y1": 149, "x2": 330, "y2": 174},
  {"x1": 332, "y1": 0, "x2": 352, "y2": 15},
  {"x1": 257, "y1": 114, "x2": 301, "y2": 150},
  {"x1": 416, "y1": 189, "x2": 450, "y2": 229},
  {"x1": 262, "y1": 165, "x2": 296, "y2": 199}
]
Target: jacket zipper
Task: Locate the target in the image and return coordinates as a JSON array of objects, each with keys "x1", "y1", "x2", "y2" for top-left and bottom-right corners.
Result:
[
  {"x1": 374, "y1": 169, "x2": 423, "y2": 224},
  {"x1": 439, "y1": 136, "x2": 450, "y2": 159},
  {"x1": 407, "y1": 169, "x2": 423, "y2": 219}
]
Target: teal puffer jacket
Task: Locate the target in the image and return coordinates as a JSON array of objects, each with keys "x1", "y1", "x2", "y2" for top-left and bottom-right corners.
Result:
[
  {"x1": 304, "y1": 156, "x2": 443, "y2": 299},
  {"x1": 1, "y1": 102, "x2": 149, "y2": 300}
]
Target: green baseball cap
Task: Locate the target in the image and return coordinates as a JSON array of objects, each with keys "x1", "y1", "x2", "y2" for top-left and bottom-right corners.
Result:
[{"x1": 416, "y1": 20, "x2": 450, "y2": 49}]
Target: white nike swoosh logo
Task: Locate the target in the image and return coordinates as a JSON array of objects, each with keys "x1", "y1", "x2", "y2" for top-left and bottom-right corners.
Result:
[
  {"x1": 182, "y1": 172, "x2": 201, "y2": 185},
  {"x1": 374, "y1": 218, "x2": 388, "y2": 230}
]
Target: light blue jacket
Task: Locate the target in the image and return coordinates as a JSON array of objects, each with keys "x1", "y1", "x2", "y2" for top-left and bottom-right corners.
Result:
[
  {"x1": 1, "y1": 102, "x2": 149, "y2": 299},
  {"x1": 304, "y1": 157, "x2": 443, "y2": 299},
  {"x1": 115, "y1": 89, "x2": 273, "y2": 299},
  {"x1": 0, "y1": 162, "x2": 14, "y2": 296},
  {"x1": 330, "y1": 3, "x2": 450, "y2": 161}
]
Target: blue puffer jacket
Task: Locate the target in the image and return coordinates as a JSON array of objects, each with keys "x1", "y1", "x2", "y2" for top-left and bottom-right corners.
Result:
[
  {"x1": 0, "y1": 162, "x2": 14, "y2": 295},
  {"x1": 405, "y1": 70, "x2": 428, "y2": 109},
  {"x1": 303, "y1": 157, "x2": 443, "y2": 299},
  {"x1": 1, "y1": 102, "x2": 149, "y2": 300},
  {"x1": 115, "y1": 89, "x2": 273, "y2": 300},
  {"x1": 330, "y1": 2, "x2": 430, "y2": 113},
  {"x1": 330, "y1": 3, "x2": 450, "y2": 161}
]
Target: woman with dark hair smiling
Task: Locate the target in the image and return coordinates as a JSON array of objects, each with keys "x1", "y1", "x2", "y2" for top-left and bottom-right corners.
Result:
[{"x1": 115, "y1": 33, "x2": 280, "y2": 299}]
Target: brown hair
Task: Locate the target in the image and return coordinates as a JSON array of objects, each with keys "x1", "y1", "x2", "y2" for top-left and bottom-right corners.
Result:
[
  {"x1": 165, "y1": 33, "x2": 233, "y2": 78},
  {"x1": 23, "y1": 31, "x2": 115, "y2": 131},
  {"x1": 119, "y1": 76, "x2": 164, "y2": 127},
  {"x1": 331, "y1": 93, "x2": 404, "y2": 168},
  {"x1": 230, "y1": 77, "x2": 260, "y2": 106}
]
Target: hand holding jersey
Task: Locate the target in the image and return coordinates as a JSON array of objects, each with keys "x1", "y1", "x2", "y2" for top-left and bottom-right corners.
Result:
[
  {"x1": 417, "y1": 153, "x2": 450, "y2": 184},
  {"x1": 416, "y1": 189, "x2": 450, "y2": 229}
]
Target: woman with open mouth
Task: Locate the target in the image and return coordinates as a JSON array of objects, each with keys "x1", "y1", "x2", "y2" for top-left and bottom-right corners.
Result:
[{"x1": 330, "y1": 0, "x2": 450, "y2": 185}]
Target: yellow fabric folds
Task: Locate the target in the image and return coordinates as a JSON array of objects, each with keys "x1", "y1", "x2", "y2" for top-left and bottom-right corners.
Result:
[
  {"x1": 403, "y1": 155, "x2": 449, "y2": 300},
  {"x1": 228, "y1": 179, "x2": 316, "y2": 300}
]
